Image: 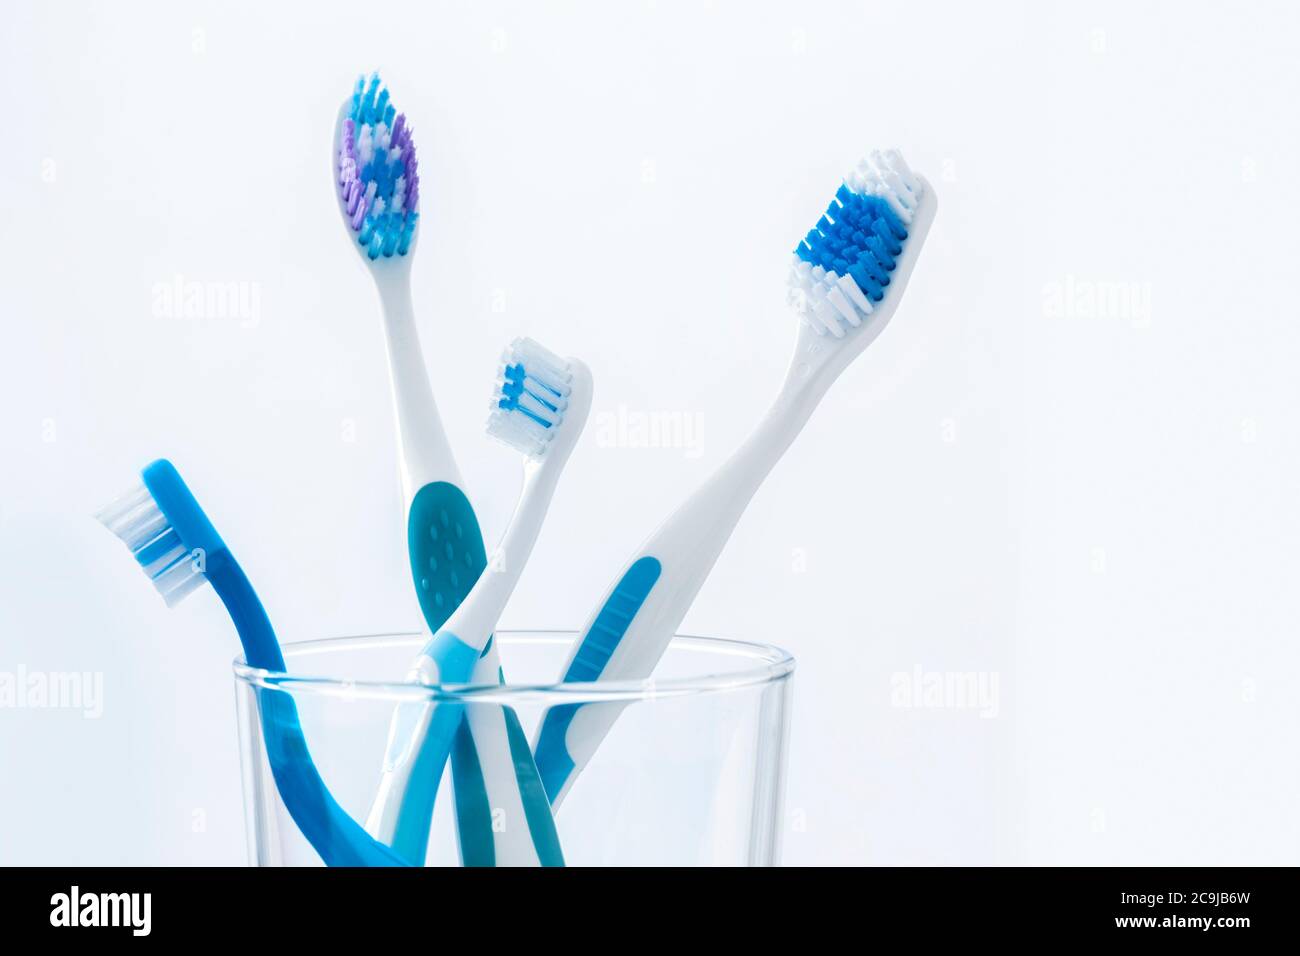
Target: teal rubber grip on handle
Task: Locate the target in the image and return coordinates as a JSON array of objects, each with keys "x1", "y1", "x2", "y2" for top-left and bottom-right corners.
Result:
[
  {"x1": 398, "y1": 481, "x2": 564, "y2": 866},
  {"x1": 407, "y1": 483, "x2": 488, "y2": 629},
  {"x1": 399, "y1": 483, "x2": 487, "y2": 864}
]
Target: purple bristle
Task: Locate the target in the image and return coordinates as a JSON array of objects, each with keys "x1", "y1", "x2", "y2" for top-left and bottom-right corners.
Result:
[{"x1": 337, "y1": 74, "x2": 419, "y2": 258}]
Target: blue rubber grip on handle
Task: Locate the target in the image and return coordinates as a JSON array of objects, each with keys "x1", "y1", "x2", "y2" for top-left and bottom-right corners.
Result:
[
  {"x1": 385, "y1": 701, "x2": 465, "y2": 858},
  {"x1": 533, "y1": 556, "x2": 662, "y2": 803}
]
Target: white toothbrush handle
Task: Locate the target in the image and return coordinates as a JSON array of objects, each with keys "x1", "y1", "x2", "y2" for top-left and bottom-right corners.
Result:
[
  {"x1": 364, "y1": 646, "x2": 474, "y2": 854},
  {"x1": 457, "y1": 650, "x2": 564, "y2": 866},
  {"x1": 373, "y1": 267, "x2": 463, "y2": 495},
  {"x1": 534, "y1": 376, "x2": 827, "y2": 805}
]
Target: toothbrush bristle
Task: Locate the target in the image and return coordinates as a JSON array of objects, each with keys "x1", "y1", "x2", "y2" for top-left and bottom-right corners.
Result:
[
  {"x1": 788, "y1": 149, "x2": 925, "y2": 339},
  {"x1": 96, "y1": 484, "x2": 206, "y2": 607},
  {"x1": 486, "y1": 337, "x2": 573, "y2": 459},
  {"x1": 338, "y1": 72, "x2": 420, "y2": 260}
]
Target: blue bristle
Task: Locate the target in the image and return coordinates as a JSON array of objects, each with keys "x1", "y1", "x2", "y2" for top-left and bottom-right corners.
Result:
[
  {"x1": 795, "y1": 188, "x2": 908, "y2": 303},
  {"x1": 381, "y1": 220, "x2": 400, "y2": 257},
  {"x1": 356, "y1": 75, "x2": 381, "y2": 124},
  {"x1": 135, "y1": 528, "x2": 181, "y2": 567},
  {"x1": 343, "y1": 73, "x2": 418, "y2": 257},
  {"x1": 521, "y1": 410, "x2": 552, "y2": 428},
  {"x1": 351, "y1": 77, "x2": 364, "y2": 118},
  {"x1": 501, "y1": 364, "x2": 526, "y2": 401},
  {"x1": 497, "y1": 363, "x2": 557, "y2": 427},
  {"x1": 397, "y1": 214, "x2": 418, "y2": 255}
]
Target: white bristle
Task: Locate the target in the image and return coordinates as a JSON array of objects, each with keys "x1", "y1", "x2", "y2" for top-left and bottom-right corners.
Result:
[
  {"x1": 96, "y1": 482, "x2": 207, "y2": 607},
  {"x1": 94, "y1": 484, "x2": 151, "y2": 526},
  {"x1": 160, "y1": 570, "x2": 207, "y2": 607},
  {"x1": 788, "y1": 148, "x2": 924, "y2": 338},
  {"x1": 486, "y1": 337, "x2": 574, "y2": 459},
  {"x1": 851, "y1": 149, "x2": 923, "y2": 222},
  {"x1": 142, "y1": 542, "x2": 187, "y2": 579},
  {"x1": 152, "y1": 554, "x2": 204, "y2": 607}
]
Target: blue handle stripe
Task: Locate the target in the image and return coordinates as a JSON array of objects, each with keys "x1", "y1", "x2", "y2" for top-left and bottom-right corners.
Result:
[
  {"x1": 533, "y1": 556, "x2": 662, "y2": 803},
  {"x1": 449, "y1": 718, "x2": 495, "y2": 866},
  {"x1": 387, "y1": 626, "x2": 481, "y2": 863},
  {"x1": 385, "y1": 701, "x2": 463, "y2": 860},
  {"x1": 502, "y1": 707, "x2": 565, "y2": 866},
  {"x1": 563, "y1": 557, "x2": 662, "y2": 682}
]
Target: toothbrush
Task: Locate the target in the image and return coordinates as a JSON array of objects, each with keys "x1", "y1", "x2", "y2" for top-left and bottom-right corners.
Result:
[
  {"x1": 97, "y1": 458, "x2": 409, "y2": 867},
  {"x1": 366, "y1": 338, "x2": 591, "y2": 865},
  {"x1": 533, "y1": 150, "x2": 937, "y2": 805},
  {"x1": 334, "y1": 72, "x2": 502, "y2": 863},
  {"x1": 333, "y1": 72, "x2": 484, "y2": 635}
]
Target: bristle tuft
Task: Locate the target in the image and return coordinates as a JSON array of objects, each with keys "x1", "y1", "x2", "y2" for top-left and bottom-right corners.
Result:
[
  {"x1": 486, "y1": 338, "x2": 573, "y2": 458},
  {"x1": 338, "y1": 72, "x2": 420, "y2": 259},
  {"x1": 97, "y1": 483, "x2": 206, "y2": 607},
  {"x1": 789, "y1": 149, "x2": 924, "y2": 337}
]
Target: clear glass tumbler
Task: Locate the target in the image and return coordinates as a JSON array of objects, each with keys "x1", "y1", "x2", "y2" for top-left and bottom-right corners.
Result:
[{"x1": 234, "y1": 630, "x2": 794, "y2": 866}]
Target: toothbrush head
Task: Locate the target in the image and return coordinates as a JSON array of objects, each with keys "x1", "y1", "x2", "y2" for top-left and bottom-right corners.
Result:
[
  {"x1": 335, "y1": 72, "x2": 420, "y2": 261},
  {"x1": 486, "y1": 337, "x2": 593, "y2": 462},
  {"x1": 95, "y1": 459, "x2": 226, "y2": 607},
  {"x1": 787, "y1": 149, "x2": 936, "y2": 342}
]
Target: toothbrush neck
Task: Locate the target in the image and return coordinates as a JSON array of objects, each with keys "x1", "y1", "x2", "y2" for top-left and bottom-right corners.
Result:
[
  {"x1": 206, "y1": 549, "x2": 285, "y2": 672},
  {"x1": 667, "y1": 371, "x2": 827, "y2": 553},
  {"x1": 373, "y1": 271, "x2": 459, "y2": 498},
  {"x1": 445, "y1": 462, "x2": 553, "y2": 649},
  {"x1": 724, "y1": 368, "x2": 830, "y2": 498}
]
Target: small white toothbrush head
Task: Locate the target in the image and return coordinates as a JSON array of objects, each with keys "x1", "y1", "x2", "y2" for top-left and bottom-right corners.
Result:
[
  {"x1": 334, "y1": 72, "x2": 421, "y2": 264},
  {"x1": 787, "y1": 149, "x2": 936, "y2": 351},
  {"x1": 486, "y1": 337, "x2": 592, "y2": 463}
]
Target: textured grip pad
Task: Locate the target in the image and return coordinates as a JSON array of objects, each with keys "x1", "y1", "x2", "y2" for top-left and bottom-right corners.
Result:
[
  {"x1": 407, "y1": 482, "x2": 488, "y2": 630},
  {"x1": 405, "y1": 482, "x2": 489, "y2": 864},
  {"x1": 533, "y1": 556, "x2": 662, "y2": 803}
]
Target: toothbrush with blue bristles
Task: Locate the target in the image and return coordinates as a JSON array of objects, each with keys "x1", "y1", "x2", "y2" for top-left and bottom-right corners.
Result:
[
  {"x1": 366, "y1": 337, "x2": 591, "y2": 865},
  {"x1": 336, "y1": 72, "x2": 518, "y2": 864},
  {"x1": 97, "y1": 459, "x2": 410, "y2": 867},
  {"x1": 533, "y1": 150, "x2": 937, "y2": 806},
  {"x1": 333, "y1": 73, "x2": 484, "y2": 640}
]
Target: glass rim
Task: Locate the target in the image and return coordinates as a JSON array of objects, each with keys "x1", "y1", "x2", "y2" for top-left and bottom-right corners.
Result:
[{"x1": 231, "y1": 629, "x2": 796, "y2": 704}]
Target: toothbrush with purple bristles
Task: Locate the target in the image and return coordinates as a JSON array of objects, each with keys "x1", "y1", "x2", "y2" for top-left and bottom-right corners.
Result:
[{"x1": 334, "y1": 73, "x2": 538, "y2": 865}]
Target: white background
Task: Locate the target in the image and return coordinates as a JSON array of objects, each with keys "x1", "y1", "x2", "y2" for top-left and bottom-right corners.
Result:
[{"x1": 2, "y1": 0, "x2": 1297, "y2": 865}]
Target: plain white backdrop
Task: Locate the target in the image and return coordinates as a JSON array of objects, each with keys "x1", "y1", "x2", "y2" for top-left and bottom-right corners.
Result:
[{"x1": 1, "y1": 0, "x2": 1297, "y2": 865}]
